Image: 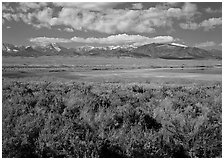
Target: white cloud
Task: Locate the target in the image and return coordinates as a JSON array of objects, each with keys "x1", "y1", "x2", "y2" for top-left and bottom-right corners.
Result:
[
  {"x1": 166, "y1": 2, "x2": 180, "y2": 7},
  {"x1": 132, "y1": 3, "x2": 143, "y2": 10},
  {"x1": 2, "y1": 8, "x2": 53, "y2": 29},
  {"x1": 179, "y1": 22, "x2": 199, "y2": 30},
  {"x1": 35, "y1": 7, "x2": 53, "y2": 24},
  {"x1": 180, "y1": 17, "x2": 222, "y2": 31},
  {"x1": 181, "y1": 2, "x2": 198, "y2": 20},
  {"x1": 200, "y1": 17, "x2": 222, "y2": 31},
  {"x1": 18, "y1": 2, "x2": 48, "y2": 12},
  {"x1": 195, "y1": 41, "x2": 216, "y2": 48},
  {"x1": 45, "y1": 3, "x2": 199, "y2": 34},
  {"x1": 64, "y1": 28, "x2": 74, "y2": 32},
  {"x1": 2, "y1": 3, "x2": 15, "y2": 13},
  {"x1": 182, "y1": 2, "x2": 197, "y2": 13},
  {"x1": 30, "y1": 37, "x2": 72, "y2": 45},
  {"x1": 54, "y1": 2, "x2": 119, "y2": 11},
  {"x1": 3, "y1": 2, "x2": 200, "y2": 34},
  {"x1": 30, "y1": 34, "x2": 174, "y2": 46},
  {"x1": 2, "y1": 13, "x2": 13, "y2": 21}
]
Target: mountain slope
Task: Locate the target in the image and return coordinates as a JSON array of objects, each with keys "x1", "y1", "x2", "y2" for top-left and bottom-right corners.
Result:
[
  {"x1": 2, "y1": 43, "x2": 80, "y2": 57},
  {"x1": 132, "y1": 43, "x2": 220, "y2": 59},
  {"x1": 2, "y1": 42, "x2": 222, "y2": 59}
]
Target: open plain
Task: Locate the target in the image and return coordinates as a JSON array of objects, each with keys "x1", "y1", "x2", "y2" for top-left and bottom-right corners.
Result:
[{"x1": 2, "y1": 56, "x2": 222, "y2": 83}]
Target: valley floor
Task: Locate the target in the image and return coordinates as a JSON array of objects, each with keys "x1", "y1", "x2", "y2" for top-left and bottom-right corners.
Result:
[
  {"x1": 2, "y1": 56, "x2": 222, "y2": 84},
  {"x1": 2, "y1": 56, "x2": 222, "y2": 158}
]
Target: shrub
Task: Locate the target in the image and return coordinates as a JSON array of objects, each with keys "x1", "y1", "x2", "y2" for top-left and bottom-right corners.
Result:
[{"x1": 2, "y1": 81, "x2": 222, "y2": 158}]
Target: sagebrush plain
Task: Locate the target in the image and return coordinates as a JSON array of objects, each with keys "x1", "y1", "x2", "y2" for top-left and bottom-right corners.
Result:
[{"x1": 2, "y1": 56, "x2": 222, "y2": 158}]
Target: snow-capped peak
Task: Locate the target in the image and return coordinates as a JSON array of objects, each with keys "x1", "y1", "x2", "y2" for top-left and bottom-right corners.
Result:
[
  {"x1": 170, "y1": 43, "x2": 188, "y2": 48},
  {"x1": 32, "y1": 43, "x2": 61, "y2": 52},
  {"x1": 51, "y1": 43, "x2": 61, "y2": 52}
]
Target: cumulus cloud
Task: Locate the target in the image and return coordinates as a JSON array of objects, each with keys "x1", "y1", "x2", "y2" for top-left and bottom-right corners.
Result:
[
  {"x1": 2, "y1": 3, "x2": 15, "y2": 13},
  {"x1": 35, "y1": 7, "x2": 53, "y2": 26},
  {"x1": 200, "y1": 17, "x2": 222, "y2": 31},
  {"x1": 30, "y1": 37, "x2": 72, "y2": 45},
  {"x1": 3, "y1": 2, "x2": 200, "y2": 34},
  {"x1": 30, "y1": 34, "x2": 174, "y2": 46},
  {"x1": 180, "y1": 17, "x2": 222, "y2": 31},
  {"x1": 179, "y1": 22, "x2": 199, "y2": 30},
  {"x1": 46, "y1": 3, "x2": 199, "y2": 34},
  {"x1": 64, "y1": 28, "x2": 74, "y2": 32},
  {"x1": 2, "y1": 7, "x2": 53, "y2": 29},
  {"x1": 18, "y1": 2, "x2": 48, "y2": 12},
  {"x1": 195, "y1": 41, "x2": 216, "y2": 48},
  {"x1": 71, "y1": 34, "x2": 174, "y2": 46},
  {"x1": 132, "y1": 3, "x2": 143, "y2": 10},
  {"x1": 181, "y1": 2, "x2": 198, "y2": 20},
  {"x1": 54, "y1": 2, "x2": 119, "y2": 11},
  {"x1": 2, "y1": 13, "x2": 13, "y2": 21}
]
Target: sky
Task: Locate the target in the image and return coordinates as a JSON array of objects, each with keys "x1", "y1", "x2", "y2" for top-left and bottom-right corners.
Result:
[{"x1": 2, "y1": 2, "x2": 222, "y2": 50}]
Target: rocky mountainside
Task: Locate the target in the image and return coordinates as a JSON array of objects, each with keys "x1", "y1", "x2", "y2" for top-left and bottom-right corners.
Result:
[
  {"x1": 131, "y1": 43, "x2": 221, "y2": 59},
  {"x1": 2, "y1": 43, "x2": 80, "y2": 57},
  {"x1": 2, "y1": 42, "x2": 222, "y2": 59}
]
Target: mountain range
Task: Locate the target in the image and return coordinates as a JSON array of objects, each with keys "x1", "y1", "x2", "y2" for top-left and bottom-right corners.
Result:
[{"x1": 2, "y1": 42, "x2": 222, "y2": 59}]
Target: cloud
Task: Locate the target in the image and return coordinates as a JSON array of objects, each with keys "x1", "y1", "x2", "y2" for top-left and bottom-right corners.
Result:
[
  {"x1": 195, "y1": 41, "x2": 216, "y2": 48},
  {"x1": 46, "y1": 3, "x2": 199, "y2": 34},
  {"x1": 179, "y1": 22, "x2": 199, "y2": 30},
  {"x1": 35, "y1": 7, "x2": 53, "y2": 25},
  {"x1": 71, "y1": 34, "x2": 174, "y2": 46},
  {"x1": 30, "y1": 37, "x2": 72, "y2": 45},
  {"x1": 182, "y1": 2, "x2": 197, "y2": 13},
  {"x1": 30, "y1": 34, "x2": 174, "y2": 46},
  {"x1": 2, "y1": 13, "x2": 13, "y2": 21},
  {"x1": 2, "y1": 3, "x2": 15, "y2": 12},
  {"x1": 64, "y1": 28, "x2": 74, "y2": 32},
  {"x1": 166, "y1": 2, "x2": 180, "y2": 7},
  {"x1": 181, "y1": 2, "x2": 198, "y2": 20},
  {"x1": 3, "y1": 2, "x2": 199, "y2": 34},
  {"x1": 205, "y1": 7, "x2": 222, "y2": 14},
  {"x1": 200, "y1": 17, "x2": 222, "y2": 31},
  {"x1": 132, "y1": 3, "x2": 143, "y2": 10},
  {"x1": 2, "y1": 7, "x2": 53, "y2": 29},
  {"x1": 54, "y1": 2, "x2": 119, "y2": 11},
  {"x1": 180, "y1": 17, "x2": 222, "y2": 31},
  {"x1": 18, "y1": 2, "x2": 48, "y2": 12}
]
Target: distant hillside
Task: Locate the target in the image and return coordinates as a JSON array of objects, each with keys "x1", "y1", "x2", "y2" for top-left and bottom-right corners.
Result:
[
  {"x1": 206, "y1": 49, "x2": 222, "y2": 59},
  {"x1": 131, "y1": 43, "x2": 221, "y2": 59},
  {"x1": 2, "y1": 43, "x2": 80, "y2": 57},
  {"x1": 2, "y1": 42, "x2": 222, "y2": 60}
]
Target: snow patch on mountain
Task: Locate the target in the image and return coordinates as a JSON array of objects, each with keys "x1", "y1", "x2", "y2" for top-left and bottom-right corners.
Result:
[
  {"x1": 51, "y1": 43, "x2": 61, "y2": 52},
  {"x1": 170, "y1": 43, "x2": 188, "y2": 48}
]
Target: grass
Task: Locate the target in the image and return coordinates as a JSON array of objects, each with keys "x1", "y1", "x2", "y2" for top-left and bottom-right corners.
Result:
[
  {"x1": 2, "y1": 81, "x2": 222, "y2": 158},
  {"x1": 3, "y1": 56, "x2": 221, "y2": 69}
]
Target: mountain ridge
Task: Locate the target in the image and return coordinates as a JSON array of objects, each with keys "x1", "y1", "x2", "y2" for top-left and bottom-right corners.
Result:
[{"x1": 2, "y1": 42, "x2": 222, "y2": 59}]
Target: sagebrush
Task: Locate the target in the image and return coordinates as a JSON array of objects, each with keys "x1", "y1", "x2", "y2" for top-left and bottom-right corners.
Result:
[{"x1": 2, "y1": 81, "x2": 222, "y2": 158}]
